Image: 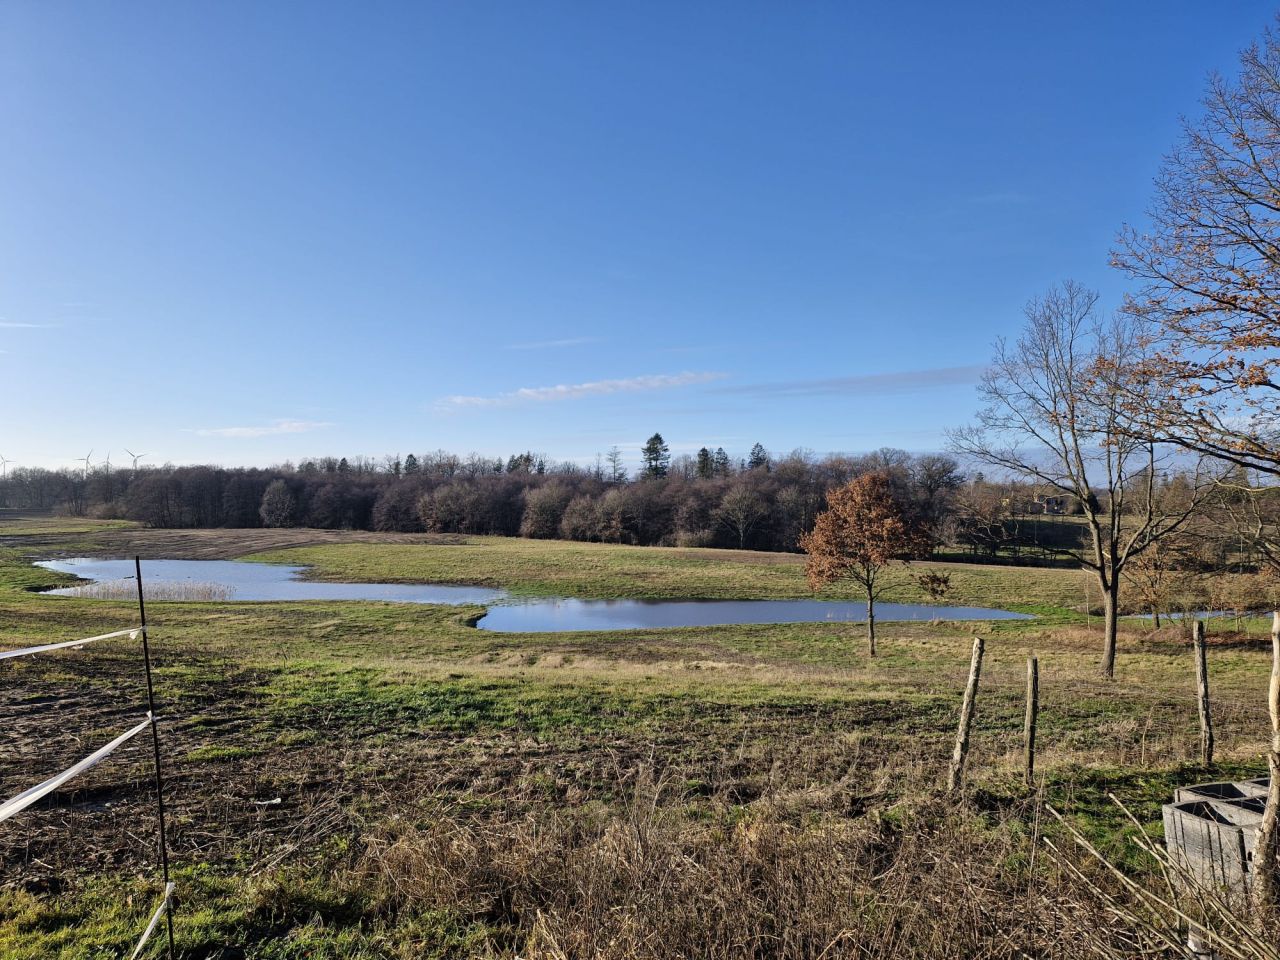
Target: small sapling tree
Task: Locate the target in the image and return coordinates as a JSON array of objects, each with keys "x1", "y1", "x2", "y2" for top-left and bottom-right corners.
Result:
[{"x1": 800, "y1": 471, "x2": 931, "y2": 655}]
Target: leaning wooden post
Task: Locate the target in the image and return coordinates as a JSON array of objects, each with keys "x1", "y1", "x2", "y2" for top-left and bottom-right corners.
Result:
[
  {"x1": 947, "y1": 636, "x2": 985, "y2": 793},
  {"x1": 1192, "y1": 620, "x2": 1214, "y2": 766},
  {"x1": 1254, "y1": 611, "x2": 1280, "y2": 912},
  {"x1": 1024, "y1": 655, "x2": 1039, "y2": 787}
]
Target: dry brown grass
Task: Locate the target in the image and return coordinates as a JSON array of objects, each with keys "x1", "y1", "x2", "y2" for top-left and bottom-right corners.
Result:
[
  {"x1": 349, "y1": 770, "x2": 1280, "y2": 960},
  {"x1": 355, "y1": 769, "x2": 1042, "y2": 959}
]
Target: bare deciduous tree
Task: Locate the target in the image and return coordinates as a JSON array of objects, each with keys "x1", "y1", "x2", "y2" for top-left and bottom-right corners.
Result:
[
  {"x1": 716, "y1": 482, "x2": 769, "y2": 549},
  {"x1": 951, "y1": 282, "x2": 1213, "y2": 678},
  {"x1": 1114, "y1": 23, "x2": 1280, "y2": 478},
  {"x1": 1114, "y1": 21, "x2": 1280, "y2": 906}
]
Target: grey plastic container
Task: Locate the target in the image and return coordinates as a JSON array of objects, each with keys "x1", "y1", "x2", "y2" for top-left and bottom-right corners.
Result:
[
  {"x1": 1162, "y1": 778, "x2": 1270, "y2": 894},
  {"x1": 1174, "y1": 779, "x2": 1269, "y2": 804}
]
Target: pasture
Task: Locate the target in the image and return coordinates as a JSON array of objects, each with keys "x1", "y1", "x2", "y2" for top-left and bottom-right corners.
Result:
[{"x1": 0, "y1": 518, "x2": 1274, "y2": 957}]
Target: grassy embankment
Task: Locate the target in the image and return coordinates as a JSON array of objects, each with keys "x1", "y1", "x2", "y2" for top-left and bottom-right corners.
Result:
[{"x1": 0, "y1": 518, "x2": 1274, "y2": 957}]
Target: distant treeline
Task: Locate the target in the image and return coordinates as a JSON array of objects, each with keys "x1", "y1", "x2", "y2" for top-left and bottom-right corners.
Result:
[{"x1": 0, "y1": 442, "x2": 1095, "y2": 557}]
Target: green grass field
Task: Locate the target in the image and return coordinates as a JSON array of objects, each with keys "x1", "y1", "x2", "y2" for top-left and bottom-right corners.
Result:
[
  {"x1": 253, "y1": 536, "x2": 1093, "y2": 613},
  {"x1": 0, "y1": 519, "x2": 1275, "y2": 957}
]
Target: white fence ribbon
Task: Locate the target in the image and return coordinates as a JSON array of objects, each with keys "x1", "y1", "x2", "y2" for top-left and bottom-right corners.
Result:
[
  {"x1": 0, "y1": 628, "x2": 142, "y2": 662},
  {"x1": 129, "y1": 881, "x2": 175, "y2": 960},
  {"x1": 0, "y1": 717, "x2": 152, "y2": 823}
]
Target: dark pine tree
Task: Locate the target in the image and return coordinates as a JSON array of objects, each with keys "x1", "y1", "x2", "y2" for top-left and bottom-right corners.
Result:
[
  {"x1": 712, "y1": 447, "x2": 731, "y2": 477},
  {"x1": 696, "y1": 447, "x2": 713, "y2": 480},
  {"x1": 641, "y1": 433, "x2": 670, "y2": 479}
]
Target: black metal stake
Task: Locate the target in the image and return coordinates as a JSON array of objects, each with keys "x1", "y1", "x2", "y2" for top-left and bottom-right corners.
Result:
[{"x1": 135, "y1": 556, "x2": 176, "y2": 960}]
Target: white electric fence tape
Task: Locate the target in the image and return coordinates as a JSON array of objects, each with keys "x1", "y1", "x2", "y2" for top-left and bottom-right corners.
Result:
[
  {"x1": 0, "y1": 716, "x2": 152, "y2": 823},
  {"x1": 129, "y1": 882, "x2": 175, "y2": 960},
  {"x1": 0, "y1": 628, "x2": 142, "y2": 662}
]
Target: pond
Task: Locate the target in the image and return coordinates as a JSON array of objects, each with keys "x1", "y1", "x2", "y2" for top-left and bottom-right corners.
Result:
[
  {"x1": 35, "y1": 557, "x2": 1032, "y2": 632},
  {"x1": 36, "y1": 558, "x2": 505, "y2": 606},
  {"x1": 473, "y1": 597, "x2": 1032, "y2": 633}
]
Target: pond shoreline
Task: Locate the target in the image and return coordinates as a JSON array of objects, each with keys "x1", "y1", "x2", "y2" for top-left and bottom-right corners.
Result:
[{"x1": 33, "y1": 557, "x2": 1034, "y2": 633}]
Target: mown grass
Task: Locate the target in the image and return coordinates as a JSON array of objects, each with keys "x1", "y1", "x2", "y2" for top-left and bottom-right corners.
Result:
[{"x1": 0, "y1": 520, "x2": 1276, "y2": 956}]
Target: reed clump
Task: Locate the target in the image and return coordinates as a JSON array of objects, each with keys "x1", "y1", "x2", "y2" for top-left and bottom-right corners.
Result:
[{"x1": 57, "y1": 578, "x2": 235, "y2": 601}]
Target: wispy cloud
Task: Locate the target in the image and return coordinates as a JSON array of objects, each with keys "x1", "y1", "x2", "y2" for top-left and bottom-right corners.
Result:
[
  {"x1": 505, "y1": 336, "x2": 601, "y2": 350},
  {"x1": 436, "y1": 371, "x2": 726, "y2": 411},
  {"x1": 0, "y1": 321, "x2": 55, "y2": 329},
  {"x1": 192, "y1": 419, "x2": 334, "y2": 438},
  {"x1": 716, "y1": 364, "x2": 986, "y2": 399}
]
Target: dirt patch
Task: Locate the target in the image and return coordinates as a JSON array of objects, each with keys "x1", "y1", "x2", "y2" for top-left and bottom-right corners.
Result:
[{"x1": 0, "y1": 640, "x2": 929, "y2": 895}]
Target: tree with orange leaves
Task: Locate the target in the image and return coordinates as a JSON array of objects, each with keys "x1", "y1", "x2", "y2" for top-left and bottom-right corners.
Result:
[{"x1": 799, "y1": 471, "x2": 931, "y2": 656}]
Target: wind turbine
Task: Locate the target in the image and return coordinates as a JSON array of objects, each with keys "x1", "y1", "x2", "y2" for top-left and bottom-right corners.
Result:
[
  {"x1": 125, "y1": 448, "x2": 149, "y2": 471},
  {"x1": 78, "y1": 449, "x2": 93, "y2": 479},
  {"x1": 0, "y1": 454, "x2": 9, "y2": 480}
]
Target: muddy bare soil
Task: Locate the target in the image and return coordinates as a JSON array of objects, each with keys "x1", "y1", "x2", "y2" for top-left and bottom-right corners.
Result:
[{"x1": 1, "y1": 639, "x2": 900, "y2": 895}]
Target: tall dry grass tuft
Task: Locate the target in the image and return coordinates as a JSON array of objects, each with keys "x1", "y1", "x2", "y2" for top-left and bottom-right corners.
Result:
[
  {"x1": 1042, "y1": 798, "x2": 1279, "y2": 960},
  {"x1": 351, "y1": 769, "x2": 1110, "y2": 959}
]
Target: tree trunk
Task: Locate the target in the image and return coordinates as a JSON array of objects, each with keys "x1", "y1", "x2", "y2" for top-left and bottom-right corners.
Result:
[
  {"x1": 1153, "y1": 608, "x2": 1161, "y2": 630},
  {"x1": 1254, "y1": 611, "x2": 1280, "y2": 913},
  {"x1": 1100, "y1": 576, "x2": 1119, "y2": 679},
  {"x1": 866, "y1": 591, "x2": 876, "y2": 656}
]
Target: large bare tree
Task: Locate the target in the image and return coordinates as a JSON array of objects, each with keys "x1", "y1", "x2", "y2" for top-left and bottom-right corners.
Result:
[
  {"x1": 1114, "y1": 21, "x2": 1280, "y2": 910},
  {"x1": 1114, "y1": 23, "x2": 1280, "y2": 477},
  {"x1": 951, "y1": 282, "x2": 1212, "y2": 679}
]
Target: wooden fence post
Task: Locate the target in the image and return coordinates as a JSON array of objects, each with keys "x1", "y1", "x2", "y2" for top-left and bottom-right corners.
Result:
[
  {"x1": 1192, "y1": 620, "x2": 1214, "y2": 766},
  {"x1": 1024, "y1": 655, "x2": 1039, "y2": 787},
  {"x1": 947, "y1": 636, "x2": 985, "y2": 794},
  {"x1": 1254, "y1": 611, "x2": 1280, "y2": 911}
]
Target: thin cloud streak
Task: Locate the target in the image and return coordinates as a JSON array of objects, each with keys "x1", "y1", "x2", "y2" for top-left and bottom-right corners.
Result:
[
  {"x1": 0, "y1": 321, "x2": 55, "y2": 329},
  {"x1": 505, "y1": 336, "x2": 601, "y2": 350},
  {"x1": 716, "y1": 364, "x2": 987, "y2": 399},
  {"x1": 192, "y1": 419, "x2": 334, "y2": 438},
  {"x1": 437, "y1": 371, "x2": 726, "y2": 411}
]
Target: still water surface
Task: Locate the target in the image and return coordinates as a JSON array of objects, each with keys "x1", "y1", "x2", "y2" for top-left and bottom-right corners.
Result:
[
  {"x1": 474, "y1": 597, "x2": 1032, "y2": 632},
  {"x1": 36, "y1": 557, "x2": 504, "y2": 605},
  {"x1": 36, "y1": 557, "x2": 1032, "y2": 632}
]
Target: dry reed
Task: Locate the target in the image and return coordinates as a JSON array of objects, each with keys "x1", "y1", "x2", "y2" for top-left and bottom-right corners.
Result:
[{"x1": 56, "y1": 578, "x2": 235, "y2": 601}]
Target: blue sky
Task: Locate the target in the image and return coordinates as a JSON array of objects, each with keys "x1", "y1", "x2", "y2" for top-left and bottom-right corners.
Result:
[{"x1": 1, "y1": 2, "x2": 1274, "y2": 471}]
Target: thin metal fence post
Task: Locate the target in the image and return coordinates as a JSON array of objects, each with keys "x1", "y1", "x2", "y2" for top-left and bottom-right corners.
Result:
[
  {"x1": 135, "y1": 556, "x2": 175, "y2": 960},
  {"x1": 1024, "y1": 655, "x2": 1039, "y2": 787}
]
